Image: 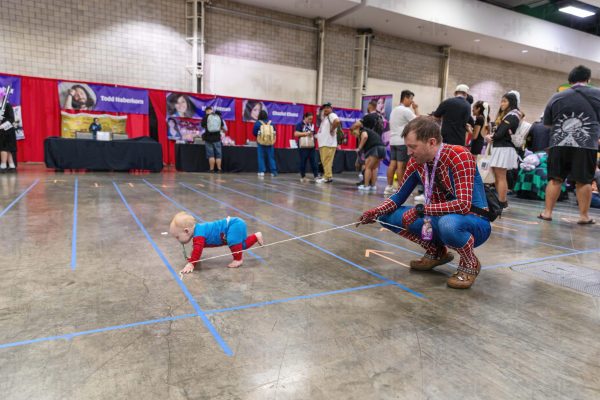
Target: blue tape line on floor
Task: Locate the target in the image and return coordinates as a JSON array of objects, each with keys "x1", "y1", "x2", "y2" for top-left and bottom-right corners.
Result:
[
  {"x1": 180, "y1": 182, "x2": 425, "y2": 299},
  {"x1": 141, "y1": 179, "x2": 264, "y2": 262},
  {"x1": 205, "y1": 282, "x2": 392, "y2": 314},
  {"x1": 113, "y1": 181, "x2": 233, "y2": 356},
  {"x1": 0, "y1": 179, "x2": 39, "y2": 219},
  {"x1": 71, "y1": 178, "x2": 78, "y2": 270}
]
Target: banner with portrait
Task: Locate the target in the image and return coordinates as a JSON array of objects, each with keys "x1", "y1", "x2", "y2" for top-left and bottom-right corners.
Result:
[
  {"x1": 0, "y1": 75, "x2": 25, "y2": 140},
  {"x1": 166, "y1": 117, "x2": 202, "y2": 142},
  {"x1": 60, "y1": 112, "x2": 127, "y2": 139},
  {"x1": 241, "y1": 99, "x2": 304, "y2": 125},
  {"x1": 166, "y1": 93, "x2": 235, "y2": 120},
  {"x1": 58, "y1": 82, "x2": 149, "y2": 114}
]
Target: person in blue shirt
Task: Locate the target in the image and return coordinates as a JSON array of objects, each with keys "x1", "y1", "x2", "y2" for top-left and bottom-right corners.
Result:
[
  {"x1": 253, "y1": 110, "x2": 277, "y2": 177},
  {"x1": 294, "y1": 112, "x2": 318, "y2": 182},
  {"x1": 170, "y1": 212, "x2": 264, "y2": 272}
]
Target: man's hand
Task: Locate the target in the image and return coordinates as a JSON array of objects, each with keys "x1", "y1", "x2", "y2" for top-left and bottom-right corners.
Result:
[
  {"x1": 356, "y1": 209, "x2": 378, "y2": 227},
  {"x1": 484, "y1": 135, "x2": 493, "y2": 143}
]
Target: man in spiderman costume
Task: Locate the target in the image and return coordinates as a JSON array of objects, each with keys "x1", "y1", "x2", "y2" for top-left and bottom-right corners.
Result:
[{"x1": 357, "y1": 116, "x2": 492, "y2": 289}]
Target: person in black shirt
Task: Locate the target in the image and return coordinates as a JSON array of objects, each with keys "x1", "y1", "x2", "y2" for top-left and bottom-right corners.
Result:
[
  {"x1": 485, "y1": 92, "x2": 521, "y2": 209},
  {"x1": 432, "y1": 84, "x2": 472, "y2": 146},
  {"x1": 89, "y1": 118, "x2": 102, "y2": 140},
  {"x1": 470, "y1": 101, "x2": 490, "y2": 155},
  {"x1": 351, "y1": 120, "x2": 385, "y2": 192},
  {"x1": 526, "y1": 118, "x2": 550, "y2": 153},
  {"x1": 201, "y1": 106, "x2": 224, "y2": 173},
  {"x1": 0, "y1": 97, "x2": 17, "y2": 172}
]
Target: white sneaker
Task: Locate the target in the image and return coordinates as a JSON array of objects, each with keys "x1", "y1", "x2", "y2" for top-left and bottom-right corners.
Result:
[
  {"x1": 315, "y1": 178, "x2": 325, "y2": 184},
  {"x1": 300, "y1": 177, "x2": 307, "y2": 183},
  {"x1": 384, "y1": 185, "x2": 395, "y2": 195},
  {"x1": 369, "y1": 186, "x2": 377, "y2": 192},
  {"x1": 414, "y1": 194, "x2": 425, "y2": 203},
  {"x1": 358, "y1": 184, "x2": 369, "y2": 191},
  {"x1": 257, "y1": 172, "x2": 265, "y2": 177}
]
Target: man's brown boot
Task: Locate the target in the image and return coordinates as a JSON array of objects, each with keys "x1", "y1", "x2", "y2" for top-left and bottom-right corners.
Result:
[
  {"x1": 447, "y1": 260, "x2": 481, "y2": 289},
  {"x1": 410, "y1": 252, "x2": 454, "y2": 271}
]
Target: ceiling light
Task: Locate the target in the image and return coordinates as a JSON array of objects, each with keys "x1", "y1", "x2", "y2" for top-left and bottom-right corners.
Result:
[
  {"x1": 559, "y1": 6, "x2": 595, "y2": 18},
  {"x1": 521, "y1": 50, "x2": 528, "y2": 53}
]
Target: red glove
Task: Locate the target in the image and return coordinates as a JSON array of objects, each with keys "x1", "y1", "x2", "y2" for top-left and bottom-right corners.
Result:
[
  {"x1": 357, "y1": 199, "x2": 398, "y2": 226},
  {"x1": 401, "y1": 207, "x2": 419, "y2": 227}
]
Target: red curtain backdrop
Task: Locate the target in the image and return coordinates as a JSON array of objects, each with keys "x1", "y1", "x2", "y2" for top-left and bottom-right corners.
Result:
[{"x1": 6, "y1": 72, "x2": 359, "y2": 164}]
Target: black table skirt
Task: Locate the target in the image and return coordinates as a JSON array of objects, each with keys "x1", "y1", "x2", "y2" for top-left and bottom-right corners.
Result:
[
  {"x1": 175, "y1": 144, "x2": 358, "y2": 173},
  {"x1": 44, "y1": 137, "x2": 163, "y2": 172}
]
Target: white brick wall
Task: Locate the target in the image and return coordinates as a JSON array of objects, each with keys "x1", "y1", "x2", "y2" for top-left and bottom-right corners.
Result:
[
  {"x1": 0, "y1": 0, "x2": 591, "y2": 117},
  {"x1": 0, "y1": 0, "x2": 191, "y2": 91}
]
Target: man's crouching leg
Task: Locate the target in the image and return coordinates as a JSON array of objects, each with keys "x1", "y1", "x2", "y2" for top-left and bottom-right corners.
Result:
[
  {"x1": 446, "y1": 235, "x2": 480, "y2": 289},
  {"x1": 379, "y1": 209, "x2": 453, "y2": 271}
]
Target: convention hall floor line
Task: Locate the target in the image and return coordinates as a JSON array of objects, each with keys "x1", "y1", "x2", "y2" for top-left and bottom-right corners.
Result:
[{"x1": 1, "y1": 165, "x2": 599, "y2": 400}]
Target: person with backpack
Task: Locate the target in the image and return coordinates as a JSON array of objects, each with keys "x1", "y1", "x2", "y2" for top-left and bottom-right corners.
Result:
[
  {"x1": 294, "y1": 112, "x2": 318, "y2": 183},
  {"x1": 484, "y1": 92, "x2": 521, "y2": 210},
  {"x1": 357, "y1": 116, "x2": 493, "y2": 289},
  {"x1": 253, "y1": 109, "x2": 277, "y2": 177},
  {"x1": 200, "y1": 106, "x2": 224, "y2": 173}
]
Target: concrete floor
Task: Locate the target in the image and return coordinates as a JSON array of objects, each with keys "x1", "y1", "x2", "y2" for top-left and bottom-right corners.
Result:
[{"x1": 1, "y1": 165, "x2": 599, "y2": 400}]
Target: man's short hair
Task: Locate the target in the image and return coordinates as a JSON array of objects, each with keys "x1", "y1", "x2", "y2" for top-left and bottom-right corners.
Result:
[
  {"x1": 568, "y1": 65, "x2": 591, "y2": 84},
  {"x1": 400, "y1": 90, "x2": 414, "y2": 101},
  {"x1": 401, "y1": 116, "x2": 442, "y2": 142},
  {"x1": 368, "y1": 100, "x2": 377, "y2": 109},
  {"x1": 205, "y1": 106, "x2": 213, "y2": 111}
]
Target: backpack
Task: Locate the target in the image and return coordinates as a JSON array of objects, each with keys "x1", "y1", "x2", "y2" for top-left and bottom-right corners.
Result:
[
  {"x1": 328, "y1": 115, "x2": 347, "y2": 145},
  {"x1": 257, "y1": 120, "x2": 276, "y2": 145},
  {"x1": 435, "y1": 168, "x2": 503, "y2": 222},
  {"x1": 206, "y1": 113, "x2": 222, "y2": 133},
  {"x1": 508, "y1": 110, "x2": 530, "y2": 149},
  {"x1": 374, "y1": 113, "x2": 384, "y2": 135}
]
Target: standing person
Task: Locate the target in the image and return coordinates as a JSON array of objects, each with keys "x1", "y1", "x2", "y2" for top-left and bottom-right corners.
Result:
[
  {"x1": 539, "y1": 65, "x2": 600, "y2": 224},
  {"x1": 432, "y1": 84, "x2": 472, "y2": 146},
  {"x1": 470, "y1": 101, "x2": 490, "y2": 155},
  {"x1": 89, "y1": 117, "x2": 102, "y2": 140},
  {"x1": 527, "y1": 116, "x2": 551, "y2": 153},
  {"x1": 315, "y1": 103, "x2": 340, "y2": 184},
  {"x1": 351, "y1": 120, "x2": 386, "y2": 192},
  {"x1": 0, "y1": 88, "x2": 17, "y2": 173},
  {"x1": 294, "y1": 112, "x2": 318, "y2": 183},
  {"x1": 200, "y1": 106, "x2": 224, "y2": 173},
  {"x1": 384, "y1": 90, "x2": 419, "y2": 195},
  {"x1": 362, "y1": 100, "x2": 384, "y2": 136},
  {"x1": 485, "y1": 92, "x2": 521, "y2": 210},
  {"x1": 253, "y1": 109, "x2": 277, "y2": 177},
  {"x1": 357, "y1": 116, "x2": 491, "y2": 289}
]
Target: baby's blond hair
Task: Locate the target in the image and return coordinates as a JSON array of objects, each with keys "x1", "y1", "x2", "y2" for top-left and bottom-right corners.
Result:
[{"x1": 169, "y1": 211, "x2": 196, "y2": 232}]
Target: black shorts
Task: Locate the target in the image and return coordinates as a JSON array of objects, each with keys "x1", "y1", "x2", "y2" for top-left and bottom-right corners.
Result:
[
  {"x1": 390, "y1": 145, "x2": 408, "y2": 162},
  {"x1": 365, "y1": 145, "x2": 386, "y2": 160},
  {"x1": 547, "y1": 146, "x2": 598, "y2": 184}
]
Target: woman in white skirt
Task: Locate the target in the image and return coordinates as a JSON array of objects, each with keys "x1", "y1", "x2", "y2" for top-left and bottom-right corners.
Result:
[{"x1": 485, "y1": 92, "x2": 521, "y2": 209}]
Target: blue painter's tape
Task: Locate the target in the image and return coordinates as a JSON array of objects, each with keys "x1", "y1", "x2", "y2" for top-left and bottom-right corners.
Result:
[
  {"x1": 0, "y1": 179, "x2": 39, "y2": 219},
  {"x1": 180, "y1": 182, "x2": 425, "y2": 299},
  {"x1": 201, "y1": 178, "x2": 424, "y2": 257},
  {"x1": 236, "y1": 179, "x2": 577, "y2": 253},
  {"x1": 205, "y1": 282, "x2": 392, "y2": 314},
  {"x1": 113, "y1": 181, "x2": 233, "y2": 356},
  {"x1": 482, "y1": 247, "x2": 600, "y2": 270},
  {"x1": 142, "y1": 179, "x2": 263, "y2": 263},
  {"x1": 0, "y1": 314, "x2": 197, "y2": 350},
  {"x1": 71, "y1": 178, "x2": 78, "y2": 270}
]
